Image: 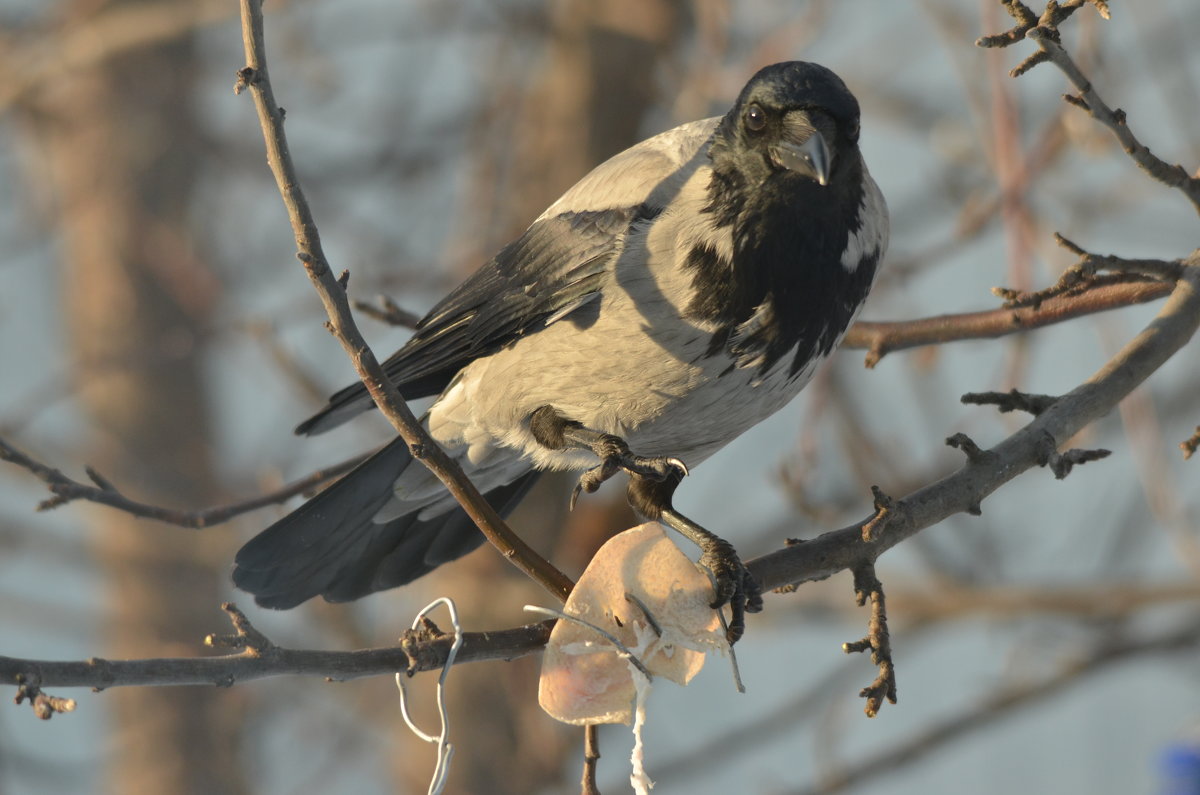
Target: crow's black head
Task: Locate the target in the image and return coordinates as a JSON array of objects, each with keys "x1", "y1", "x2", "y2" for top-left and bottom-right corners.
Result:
[
  {"x1": 711, "y1": 61, "x2": 862, "y2": 190},
  {"x1": 688, "y1": 61, "x2": 884, "y2": 380}
]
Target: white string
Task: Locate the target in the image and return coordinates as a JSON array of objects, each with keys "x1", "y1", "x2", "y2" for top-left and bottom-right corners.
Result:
[
  {"x1": 523, "y1": 604, "x2": 653, "y2": 679},
  {"x1": 700, "y1": 568, "x2": 746, "y2": 694},
  {"x1": 394, "y1": 597, "x2": 463, "y2": 795}
]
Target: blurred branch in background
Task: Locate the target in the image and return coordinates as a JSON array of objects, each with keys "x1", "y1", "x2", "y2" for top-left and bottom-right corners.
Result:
[
  {"x1": 0, "y1": 435, "x2": 364, "y2": 526},
  {"x1": 0, "y1": 0, "x2": 237, "y2": 112}
]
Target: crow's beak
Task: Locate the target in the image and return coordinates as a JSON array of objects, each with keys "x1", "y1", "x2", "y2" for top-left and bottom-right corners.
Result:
[{"x1": 770, "y1": 130, "x2": 832, "y2": 186}]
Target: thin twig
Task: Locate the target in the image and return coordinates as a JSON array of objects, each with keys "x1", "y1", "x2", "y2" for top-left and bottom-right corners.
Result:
[
  {"x1": 13, "y1": 673, "x2": 76, "y2": 720},
  {"x1": 205, "y1": 602, "x2": 275, "y2": 653},
  {"x1": 1025, "y1": 26, "x2": 1200, "y2": 211},
  {"x1": 978, "y1": 0, "x2": 1200, "y2": 211},
  {"x1": 961, "y1": 389, "x2": 1058, "y2": 416},
  {"x1": 1035, "y1": 432, "x2": 1111, "y2": 479},
  {"x1": 1182, "y1": 426, "x2": 1200, "y2": 460},
  {"x1": 994, "y1": 237, "x2": 1183, "y2": 309},
  {"x1": 353, "y1": 295, "x2": 423, "y2": 329},
  {"x1": 841, "y1": 565, "x2": 897, "y2": 717},
  {"x1": 976, "y1": 0, "x2": 1108, "y2": 75},
  {"x1": 242, "y1": 319, "x2": 331, "y2": 405},
  {"x1": 0, "y1": 435, "x2": 362, "y2": 527},
  {"x1": 859, "y1": 486, "x2": 896, "y2": 543}
]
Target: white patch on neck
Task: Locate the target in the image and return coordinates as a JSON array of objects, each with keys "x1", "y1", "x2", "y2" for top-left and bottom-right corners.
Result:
[
  {"x1": 728, "y1": 299, "x2": 775, "y2": 370},
  {"x1": 840, "y1": 175, "x2": 889, "y2": 273}
]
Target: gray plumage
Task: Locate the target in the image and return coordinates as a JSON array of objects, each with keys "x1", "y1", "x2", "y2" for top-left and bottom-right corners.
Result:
[{"x1": 235, "y1": 61, "x2": 888, "y2": 610}]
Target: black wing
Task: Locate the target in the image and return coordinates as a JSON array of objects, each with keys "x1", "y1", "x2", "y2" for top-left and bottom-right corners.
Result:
[
  {"x1": 296, "y1": 205, "x2": 653, "y2": 435},
  {"x1": 295, "y1": 117, "x2": 719, "y2": 436},
  {"x1": 387, "y1": 206, "x2": 652, "y2": 395}
]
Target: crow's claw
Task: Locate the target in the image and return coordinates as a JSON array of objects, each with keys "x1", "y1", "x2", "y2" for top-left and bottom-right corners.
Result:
[
  {"x1": 568, "y1": 434, "x2": 688, "y2": 510},
  {"x1": 698, "y1": 537, "x2": 763, "y2": 644}
]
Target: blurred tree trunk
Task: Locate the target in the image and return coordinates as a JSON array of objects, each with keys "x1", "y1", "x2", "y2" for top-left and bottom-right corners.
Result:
[
  {"x1": 33, "y1": 2, "x2": 245, "y2": 793},
  {"x1": 394, "y1": 1, "x2": 689, "y2": 792}
]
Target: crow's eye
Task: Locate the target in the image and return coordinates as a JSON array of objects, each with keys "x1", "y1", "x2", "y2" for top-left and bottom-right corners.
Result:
[{"x1": 745, "y1": 104, "x2": 767, "y2": 132}]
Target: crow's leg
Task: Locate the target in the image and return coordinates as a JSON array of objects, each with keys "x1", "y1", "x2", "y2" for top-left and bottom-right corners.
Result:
[
  {"x1": 529, "y1": 405, "x2": 760, "y2": 643},
  {"x1": 628, "y1": 473, "x2": 763, "y2": 644},
  {"x1": 529, "y1": 405, "x2": 688, "y2": 509}
]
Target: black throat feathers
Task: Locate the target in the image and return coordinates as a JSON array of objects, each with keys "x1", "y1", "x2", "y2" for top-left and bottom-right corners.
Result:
[{"x1": 684, "y1": 155, "x2": 880, "y2": 378}]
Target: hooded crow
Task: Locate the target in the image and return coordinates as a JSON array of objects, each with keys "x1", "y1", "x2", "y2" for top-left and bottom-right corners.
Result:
[{"x1": 234, "y1": 61, "x2": 888, "y2": 641}]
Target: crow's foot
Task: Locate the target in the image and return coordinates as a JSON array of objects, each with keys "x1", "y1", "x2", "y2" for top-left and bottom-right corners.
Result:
[
  {"x1": 568, "y1": 433, "x2": 688, "y2": 510},
  {"x1": 660, "y1": 508, "x2": 762, "y2": 644}
]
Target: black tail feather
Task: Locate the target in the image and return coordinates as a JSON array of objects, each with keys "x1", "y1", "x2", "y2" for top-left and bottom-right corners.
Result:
[
  {"x1": 233, "y1": 438, "x2": 540, "y2": 607},
  {"x1": 355, "y1": 468, "x2": 540, "y2": 598},
  {"x1": 293, "y1": 382, "x2": 375, "y2": 437}
]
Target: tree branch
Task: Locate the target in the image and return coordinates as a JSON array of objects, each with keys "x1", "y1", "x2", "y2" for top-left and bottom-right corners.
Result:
[
  {"x1": 234, "y1": 0, "x2": 573, "y2": 602},
  {"x1": 0, "y1": 435, "x2": 362, "y2": 527},
  {"x1": 977, "y1": 0, "x2": 1200, "y2": 212},
  {"x1": 844, "y1": 279, "x2": 1171, "y2": 367},
  {"x1": 9, "y1": 578, "x2": 1197, "y2": 702},
  {"x1": 0, "y1": 603, "x2": 554, "y2": 700},
  {"x1": 756, "y1": 254, "x2": 1200, "y2": 592}
]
